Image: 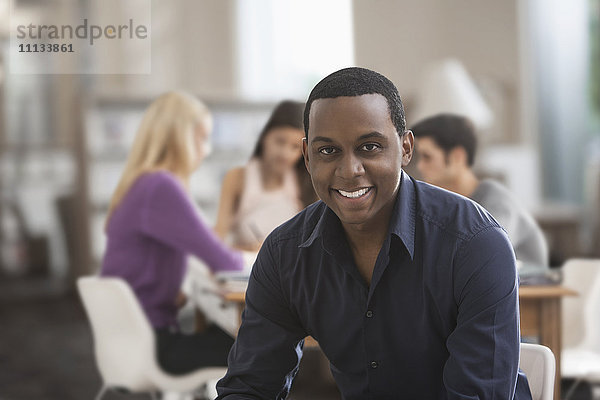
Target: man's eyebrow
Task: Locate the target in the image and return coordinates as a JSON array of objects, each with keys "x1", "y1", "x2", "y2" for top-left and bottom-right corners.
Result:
[
  {"x1": 357, "y1": 131, "x2": 387, "y2": 141},
  {"x1": 311, "y1": 136, "x2": 334, "y2": 143},
  {"x1": 311, "y1": 132, "x2": 387, "y2": 144}
]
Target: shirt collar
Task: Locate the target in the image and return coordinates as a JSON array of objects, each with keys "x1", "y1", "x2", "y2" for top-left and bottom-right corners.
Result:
[
  {"x1": 299, "y1": 170, "x2": 416, "y2": 260},
  {"x1": 298, "y1": 202, "x2": 339, "y2": 249},
  {"x1": 390, "y1": 170, "x2": 416, "y2": 260}
]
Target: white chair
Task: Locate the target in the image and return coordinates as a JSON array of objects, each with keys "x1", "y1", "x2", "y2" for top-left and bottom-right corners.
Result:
[
  {"x1": 520, "y1": 343, "x2": 556, "y2": 400},
  {"x1": 77, "y1": 276, "x2": 227, "y2": 400},
  {"x1": 560, "y1": 258, "x2": 600, "y2": 396}
]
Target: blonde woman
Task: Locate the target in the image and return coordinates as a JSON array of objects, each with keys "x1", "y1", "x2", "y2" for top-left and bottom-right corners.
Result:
[{"x1": 101, "y1": 91, "x2": 243, "y2": 375}]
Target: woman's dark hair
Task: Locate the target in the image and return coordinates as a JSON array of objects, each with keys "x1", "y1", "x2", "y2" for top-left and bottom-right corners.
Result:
[
  {"x1": 251, "y1": 101, "x2": 304, "y2": 158},
  {"x1": 251, "y1": 100, "x2": 318, "y2": 207}
]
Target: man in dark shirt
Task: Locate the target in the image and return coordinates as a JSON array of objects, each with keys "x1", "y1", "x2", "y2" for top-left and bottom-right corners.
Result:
[{"x1": 216, "y1": 67, "x2": 532, "y2": 399}]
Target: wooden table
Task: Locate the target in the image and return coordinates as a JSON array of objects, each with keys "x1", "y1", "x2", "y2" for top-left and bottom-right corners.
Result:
[
  {"x1": 222, "y1": 283, "x2": 577, "y2": 396},
  {"x1": 519, "y1": 285, "x2": 577, "y2": 400}
]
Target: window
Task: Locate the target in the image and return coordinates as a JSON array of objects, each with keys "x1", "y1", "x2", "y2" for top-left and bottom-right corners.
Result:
[
  {"x1": 236, "y1": 0, "x2": 354, "y2": 101},
  {"x1": 591, "y1": 0, "x2": 600, "y2": 126}
]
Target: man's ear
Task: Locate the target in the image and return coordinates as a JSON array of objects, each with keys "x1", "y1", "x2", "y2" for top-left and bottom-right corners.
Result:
[
  {"x1": 302, "y1": 137, "x2": 310, "y2": 174},
  {"x1": 401, "y1": 130, "x2": 414, "y2": 167}
]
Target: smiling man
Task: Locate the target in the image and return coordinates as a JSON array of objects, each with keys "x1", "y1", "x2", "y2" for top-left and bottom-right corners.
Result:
[{"x1": 216, "y1": 68, "x2": 532, "y2": 400}]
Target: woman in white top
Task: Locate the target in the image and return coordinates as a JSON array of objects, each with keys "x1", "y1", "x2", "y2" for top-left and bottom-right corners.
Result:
[{"x1": 215, "y1": 101, "x2": 317, "y2": 251}]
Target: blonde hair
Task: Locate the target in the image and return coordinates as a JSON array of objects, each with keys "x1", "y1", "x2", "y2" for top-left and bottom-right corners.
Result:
[{"x1": 106, "y1": 91, "x2": 211, "y2": 226}]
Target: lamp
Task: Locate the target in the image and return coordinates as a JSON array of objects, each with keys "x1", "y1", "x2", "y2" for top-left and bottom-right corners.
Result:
[{"x1": 410, "y1": 58, "x2": 494, "y2": 129}]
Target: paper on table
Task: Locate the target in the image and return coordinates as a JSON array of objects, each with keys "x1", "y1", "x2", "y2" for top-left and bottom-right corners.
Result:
[
  {"x1": 221, "y1": 279, "x2": 249, "y2": 293},
  {"x1": 183, "y1": 257, "x2": 240, "y2": 336}
]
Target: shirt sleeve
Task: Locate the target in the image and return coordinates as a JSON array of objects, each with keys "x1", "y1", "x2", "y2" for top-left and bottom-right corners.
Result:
[
  {"x1": 443, "y1": 226, "x2": 532, "y2": 400},
  {"x1": 140, "y1": 173, "x2": 244, "y2": 273},
  {"x1": 216, "y1": 234, "x2": 308, "y2": 399}
]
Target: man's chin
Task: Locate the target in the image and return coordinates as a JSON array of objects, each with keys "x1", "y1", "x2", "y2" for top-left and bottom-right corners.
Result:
[{"x1": 332, "y1": 208, "x2": 373, "y2": 227}]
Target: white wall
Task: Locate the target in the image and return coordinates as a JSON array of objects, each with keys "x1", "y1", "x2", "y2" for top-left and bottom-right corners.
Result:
[
  {"x1": 93, "y1": 0, "x2": 238, "y2": 100},
  {"x1": 352, "y1": 0, "x2": 522, "y2": 144},
  {"x1": 352, "y1": 0, "x2": 549, "y2": 209}
]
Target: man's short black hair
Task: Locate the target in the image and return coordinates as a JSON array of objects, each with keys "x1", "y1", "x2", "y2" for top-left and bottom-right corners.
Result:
[
  {"x1": 411, "y1": 114, "x2": 478, "y2": 166},
  {"x1": 303, "y1": 67, "x2": 406, "y2": 139}
]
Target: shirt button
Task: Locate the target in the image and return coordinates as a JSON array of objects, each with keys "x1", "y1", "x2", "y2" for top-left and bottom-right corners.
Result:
[
  {"x1": 366, "y1": 310, "x2": 373, "y2": 318},
  {"x1": 370, "y1": 361, "x2": 378, "y2": 369}
]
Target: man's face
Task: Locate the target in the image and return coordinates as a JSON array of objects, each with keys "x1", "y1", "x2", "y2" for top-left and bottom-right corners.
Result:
[
  {"x1": 303, "y1": 94, "x2": 413, "y2": 228},
  {"x1": 415, "y1": 137, "x2": 454, "y2": 188}
]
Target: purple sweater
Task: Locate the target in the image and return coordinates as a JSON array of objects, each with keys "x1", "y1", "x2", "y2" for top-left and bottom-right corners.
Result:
[{"x1": 101, "y1": 171, "x2": 243, "y2": 329}]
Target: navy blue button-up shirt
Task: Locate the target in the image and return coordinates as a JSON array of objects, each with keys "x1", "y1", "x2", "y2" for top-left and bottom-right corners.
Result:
[{"x1": 217, "y1": 172, "x2": 532, "y2": 400}]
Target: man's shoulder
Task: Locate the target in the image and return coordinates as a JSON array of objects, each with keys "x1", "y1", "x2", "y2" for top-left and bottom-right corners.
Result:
[
  {"x1": 412, "y1": 178, "x2": 502, "y2": 241},
  {"x1": 472, "y1": 179, "x2": 515, "y2": 203},
  {"x1": 470, "y1": 179, "x2": 529, "y2": 225}
]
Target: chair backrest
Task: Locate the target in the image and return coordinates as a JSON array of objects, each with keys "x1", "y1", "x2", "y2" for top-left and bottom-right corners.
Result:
[
  {"x1": 561, "y1": 259, "x2": 600, "y2": 350},
  {"x1": 520, "y1": 343, "x2": 556, "y2": 400},
  {"x1": 77, "y1": 276, "x2": 157, "y2": 391}
]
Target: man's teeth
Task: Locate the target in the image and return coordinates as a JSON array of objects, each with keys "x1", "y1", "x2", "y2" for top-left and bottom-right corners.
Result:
[{"x1": 338, "y1": 188, "x2": 370, "y2": 198}]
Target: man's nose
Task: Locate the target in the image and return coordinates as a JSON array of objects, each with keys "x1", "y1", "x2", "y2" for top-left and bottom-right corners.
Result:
[{"x1": 335, "y1": 153, "x2": 365, "y2": 179}]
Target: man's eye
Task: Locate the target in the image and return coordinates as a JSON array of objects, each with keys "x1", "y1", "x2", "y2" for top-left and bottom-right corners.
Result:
[
  {"x1": 319, "y1": 147, "x2": 337, "y2": 155},
  {"x1": 361, "y1": 143, "x2": 380, "y2": 151}
]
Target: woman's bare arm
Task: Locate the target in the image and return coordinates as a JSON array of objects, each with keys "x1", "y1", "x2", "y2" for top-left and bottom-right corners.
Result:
[{"x1": 214, "y1": 167, "x2": 244, "y2": 240}]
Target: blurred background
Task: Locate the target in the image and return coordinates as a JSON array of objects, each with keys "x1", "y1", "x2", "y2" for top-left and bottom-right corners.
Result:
[{"x1": 1, "y1": 0, "x2": 599, "y2": 399}]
